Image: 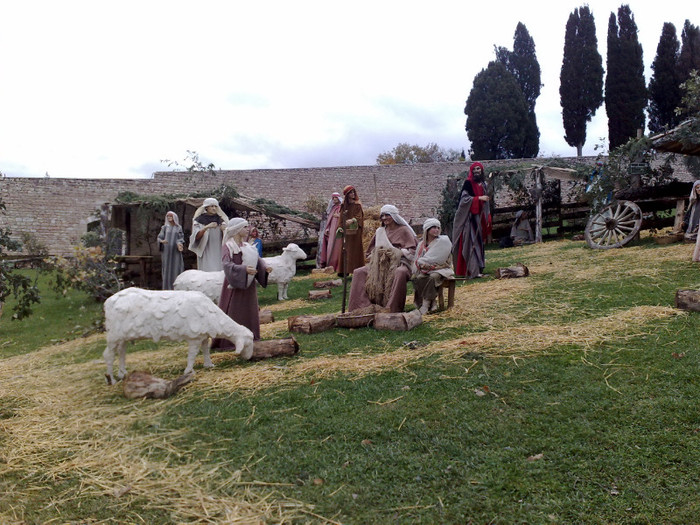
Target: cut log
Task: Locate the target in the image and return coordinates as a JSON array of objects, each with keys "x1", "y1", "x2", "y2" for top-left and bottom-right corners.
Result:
[
  {"x1": 675, "y1": 289, "x2": 700, "y2": 312},
  {"x1": 313, "y1": 279, "x2": 343, "y2": 289},
  {"x1": 259, "y1": 309, "x2": 275, "y2": 324},
  {"x1": 288, "y1": 313, "x2": 338, "y2": 334},
  {"x1": 308, "y1": 289, "x2": 332, "y2": 299},
  {"x1": 251, "y1": 337, "x2": 299, "y2": 360},
  {"x1": 374, "y1": 309, "x2": 423, "y2": 331},
  {"x1": 122, "y1": 370, "x2": 194, "y2": 399},
  {"x1": 494, "y1": 263, "x2": 530, "y2": 279},
  {"x1": 311, "y1": 267, "x2": 336, "y2": 274}
]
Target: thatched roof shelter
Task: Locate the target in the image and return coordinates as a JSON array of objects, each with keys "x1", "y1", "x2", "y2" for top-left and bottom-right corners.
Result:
[
  {"x1": 109, "y1": 192, "x2": 319, "y2": 288},
  {"x1": 650, "y1": 119, "x2": 700, "y2": 156}
]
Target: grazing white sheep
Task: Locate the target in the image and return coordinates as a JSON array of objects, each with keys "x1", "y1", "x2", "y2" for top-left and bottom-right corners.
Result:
[
  {"x1": 173, "y1": 269, "x2": 225, "y2": 303},
  {"x1": 103, "y1": 287, "x2": 254, "y2": 384},
  {"x1": 263, "y1": 243, "x2": 307, "y2": 300}
]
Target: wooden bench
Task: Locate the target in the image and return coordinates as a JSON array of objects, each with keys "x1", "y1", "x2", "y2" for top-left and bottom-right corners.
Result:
[{"x1": 437, "y1": 277, "x2": 468, "y2": 310}]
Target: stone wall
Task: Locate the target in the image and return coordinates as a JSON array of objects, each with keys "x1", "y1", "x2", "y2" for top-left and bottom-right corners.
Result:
[{"x1": 1, "y1": 156, "x2": 689, "y2": 257}]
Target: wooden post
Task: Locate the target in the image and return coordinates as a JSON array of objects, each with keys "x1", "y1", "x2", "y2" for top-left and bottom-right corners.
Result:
[
  {"x1": 374, "y1": 309, "x2": 423, "y2": 331},
  {"x1": 341, "y1": 207, "x2": 348, "y2": 313},
  {"x1": 673, "y1": 199, "x2": 686, "y2": 233},
  {"x1": 534, "y1": 168, "x2": 543, "y2": 243},
  {"x1": 494, "y1": 263, "x2": 530, "y2": 279},
  {"x1": 675, "y1": 289, "x2": 700, "y2": 312},
  {"x1": 259, "y1": 309, "x2": 275, "y2": 324},
  {"x1": 251, "y1": 337, "x2": 300, "y2": 360},
  {"x1": 313, "y1": 279, "x2": 343, "y2": 288},
  {"x1": 308, "y1": 289, "x2": 332, "y2": 299},
  {"x1": 288, "y1": 313, "x2": 338, "y2": 333}
]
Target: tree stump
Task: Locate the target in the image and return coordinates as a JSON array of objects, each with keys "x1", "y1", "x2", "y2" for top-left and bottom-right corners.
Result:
[
  {"x1": 675, "y1": 289, "x2": 700, "y2": 312},
  {"x1": 308, "y1": 289, "x2": 332, "y2": 300},
  {"x1": 288, "y1": 313, "x2": 338, "y2": 334},
  {"x1": 259, "y1": 309, "x2": 275, "y2": 324},
  {"x1": 494, "y1": 263, "x2": 530, "y2": 279},
  {"x1": 374, "y1": 309, "x2": 423, "y2": 331},
  {"x1": 251, "y1": 337, "x2": 299, "y2": 360},
  {"x1": 122, "y1": 370, "x2": 195, "y2": 399},
  {"x1": 311, "y1": 267, "x2": 335, "y2": 275},
  {"x1": 313, "y1": 279, "x2": 343, "y2": 289}
]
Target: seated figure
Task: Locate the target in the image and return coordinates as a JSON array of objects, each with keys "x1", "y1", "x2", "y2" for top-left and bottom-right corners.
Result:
[
  {"x1": 348, "y1": 205, "x2": 417, "y2": 313},
  {"x1": 511, "y1": 210, "x2": 534, "y2": 246},
  {"x1": 412, "y1": 218, "x2": 454, "y2": 314},
  {"x1": 500, "y1": 210, "x2": 534, "y2": 248}
]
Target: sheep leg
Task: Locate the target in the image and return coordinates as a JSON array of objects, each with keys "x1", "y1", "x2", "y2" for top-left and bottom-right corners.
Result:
[
  {"x1": 103, "y1": 343, "x2": 116, "y2": 384},
  {"x1": 117, "y1": 341, "x2": 128, "y2": 380},
  {"x1": 277, "y1": 282, "x2": 284, "y2": 301},
  {"x1": 282, "y1": 282, "x2": 289, "y2": 300},
  {"x1": 184, "y1": 339, "x2": 200, "y2": 375},
  {"x1": 200, "y1": 338, "x2": 214, "y2": 369}
]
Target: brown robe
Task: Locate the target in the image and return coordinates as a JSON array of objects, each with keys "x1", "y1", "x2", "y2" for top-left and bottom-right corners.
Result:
[
  {"x1": 335, "y1": 201, "x2": 365, "y2": 275},
  {"x1": 348, "y1": 224, "x2": 417, "y2": 313},
  {"x1": 211, "y1": 248, "x2": 268, "y2": 347}
]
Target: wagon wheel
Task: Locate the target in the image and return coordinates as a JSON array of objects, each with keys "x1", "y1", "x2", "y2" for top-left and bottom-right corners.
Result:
[{"x1": 584, "y1": 200, "x2": 643, "y2": 249}]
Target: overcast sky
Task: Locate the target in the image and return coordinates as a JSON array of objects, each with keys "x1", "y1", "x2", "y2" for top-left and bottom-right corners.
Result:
[{"x1": 0, "y1": 1, "x2": 694, "y2": 179}]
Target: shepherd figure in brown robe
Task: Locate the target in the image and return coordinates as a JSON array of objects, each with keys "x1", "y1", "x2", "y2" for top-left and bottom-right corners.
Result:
[{"x1": 348, "y1": 204, "x2": 417, "y2": 313}]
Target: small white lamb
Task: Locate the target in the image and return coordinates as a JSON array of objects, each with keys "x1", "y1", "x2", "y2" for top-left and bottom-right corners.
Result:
[
  {"x1": 103, "y1": 287, "x2": 254, "y2": 384},
  {"x1": 263, "y1": 243, "x2": 307, "y2": 300},
  {"x1": 173, "y1": 269, "x2": 225, "y2": 303}
]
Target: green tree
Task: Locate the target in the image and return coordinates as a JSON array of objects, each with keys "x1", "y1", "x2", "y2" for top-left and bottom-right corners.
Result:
[
  {"x1": 376, "y1": 143, "x2": 461, "y2": 165},
  {"x1": 0, "y1": 187, "x2": 41, "y2": 320},
  {"x1": 495, "y1": 22, "x2": 541, "y2": 157},
  {"x1": 676, "y1": 20, "x2": 700, "y2": 119},
  {"x1": 465, "y1": 61, "x2": 529, "y2": 160},
  {"x1": 648, "y1": 22, "x2": 682, "y2": 133},
  {"x1": 605, "y1": 5, "x2": 647, "y2": 150},
  {"x1": 560, "y1": 5, "x2": 605, "y2": 156}
]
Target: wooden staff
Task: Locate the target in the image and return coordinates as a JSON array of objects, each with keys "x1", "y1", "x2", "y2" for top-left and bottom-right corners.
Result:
[{"x1": 341, "y1": 206, "x2": 349, "y2": 313}]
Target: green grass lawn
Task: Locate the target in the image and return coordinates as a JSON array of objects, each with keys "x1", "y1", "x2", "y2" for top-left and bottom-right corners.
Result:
[{"x1": 1, "y1": 240, "x2": 699, "y2": 524}]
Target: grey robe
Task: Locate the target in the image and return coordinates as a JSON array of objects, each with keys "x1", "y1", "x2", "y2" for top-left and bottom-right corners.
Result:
[
  {"x1": 189, "y1": 221, "x2": 224, "y2": 272},
  {"x1": 157, "y1": 224, "x2": 185, "y2": 290},
  {"x1": 452, "y1": 191, "x2": 489, "y2": 278}
]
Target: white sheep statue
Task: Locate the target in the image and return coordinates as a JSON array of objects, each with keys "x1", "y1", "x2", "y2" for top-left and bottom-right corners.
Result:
[
  {"x1": 173, "y1": 269, "x2": 225, "y2": 303},
  {"x1": 103, "y1": 287, "x2": 254, "y2": 384},
  {"x1": 263, "y1": 243, "x2": 307, "y2": 300}
]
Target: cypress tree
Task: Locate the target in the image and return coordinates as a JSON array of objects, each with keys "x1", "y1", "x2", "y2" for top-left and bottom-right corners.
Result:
[
  {"x1": 648, "y1": 23, "x2": 681, "y2": 133},
  {"x1": 560, "y1": 6, "x2": 604, "y2": 156},
  {"x1": 677, "y1": 20, "x2": 700, "y2": 88},
  {"x1": 465, "y1": 61, "x2": 529, "y2": 160},
  {"x1": 496, "y1": 23, "x2": 541, "y2": 157},
  {"x1": 605, "y1": 5, "x2": 647, "y2": 150}
]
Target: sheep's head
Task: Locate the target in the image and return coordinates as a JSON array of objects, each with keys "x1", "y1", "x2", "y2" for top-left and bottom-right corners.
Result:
[{"x1": 283, "y1": 243, "x2": 307, "y2": 261}]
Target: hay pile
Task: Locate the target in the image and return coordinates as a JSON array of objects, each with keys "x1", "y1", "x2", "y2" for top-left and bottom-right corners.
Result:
[
  {"x1": 362, "y1": 206, "x2": 382, "y2": 250},
  {"x1": 0, "y1": 336, "x2": 316, "y2": 524},
  {"x1": 1, "y1": 238, "x2": 691, "y2": 522}
]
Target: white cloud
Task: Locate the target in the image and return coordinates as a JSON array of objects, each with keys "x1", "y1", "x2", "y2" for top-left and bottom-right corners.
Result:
[{"x1": 0, "y1": 0, "x2": 693, "y2": 178}]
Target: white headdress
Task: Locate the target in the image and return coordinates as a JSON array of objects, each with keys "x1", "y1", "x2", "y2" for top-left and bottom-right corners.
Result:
[
  {"x1": 380, "y1": 204, "x2": 410, "y2": 227},
  {"x1": 164, "y1": 210, "x2": 180, "y2": 226},
  {"x1": 326, "y1": 192, "x2": 343, "y2": 216},
  {"x1": 193, "y1": 197, "x2": 229, "y2": 222}
]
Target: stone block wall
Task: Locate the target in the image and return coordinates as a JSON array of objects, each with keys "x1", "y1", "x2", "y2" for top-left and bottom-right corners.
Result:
[{"x1": 2, "y1": 156, "x2": 688, "y2": 257}]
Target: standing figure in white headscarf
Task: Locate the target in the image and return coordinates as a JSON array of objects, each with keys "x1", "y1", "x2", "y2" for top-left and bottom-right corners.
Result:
[
  {"x1": 211, "y1": 218, "x2": 270, "y2": 348},
  {"x1": 348, "y1": 204, "x2": 417, "y2": 313},
  {"x1": 157, "y1": 211, "x2": 185, "y2": 290},
  {"x1": 188, "y1": 197, "x2": 228, "y2": 272},
  {"x1": 683, "y1": 181, "x2": 700, "y2": 243},
  {"x1": 412, "y1": 218, "x2": 454, "y2": 314},
  {"x1": 319, "y1": 192, "x2": 343, "y2": 270}
]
